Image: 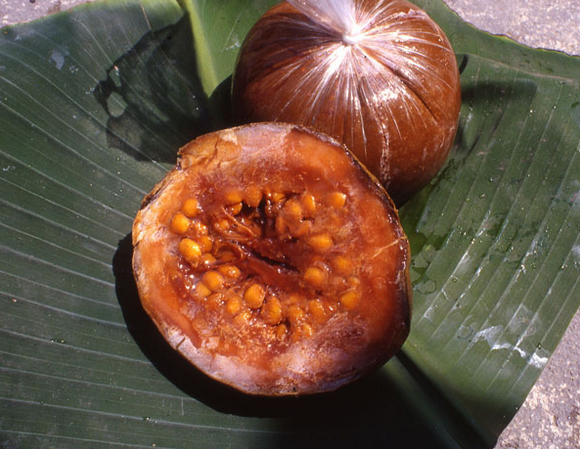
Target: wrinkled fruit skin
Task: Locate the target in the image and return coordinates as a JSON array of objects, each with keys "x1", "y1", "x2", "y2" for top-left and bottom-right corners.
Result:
[
  {"x1": 232, "y1": 0, "x2": 461, "y2": 205},
  {"x1": 132, "y1": 123, "x2": 411, "y2": 395}
]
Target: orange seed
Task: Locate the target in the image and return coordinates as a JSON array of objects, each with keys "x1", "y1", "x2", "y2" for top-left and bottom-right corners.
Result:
[
  {"x1": 230, "y1": 202, "x2": 243, "y2": 215},
  {"x1": 178, "y1": 238, "x2": 202, "y2": 261},
  {"x1": 269, "y1": 191, "x2": 285, "y2": 203},
  {"x1": 202, "y1": 270, "x2": 224, "y2": 292},
  {"x1": 300, "y1": 324, "x2": 313, "y2": 338},
  {"x1": 225, "y1": 189, "x2": 243, "y2": 204},
  {"x1": 234, "y1": 310, "x2": 252, "y2": 326},
  {"x1": 244, "y1": 283, "x2": 266, "y2": 309},
  {"x1": 214, "y1": 218, "x2": 231, "y2": 232},
  {"x1": 275, "y1": 323, "x2": 288, "y2": 339},
  {"x1": 191, "y1": 221, "x2": 209, "y2": 236},
  {"x1": 170, "y1": 212, "x2": 190, "y2": 234},
  {"x1": 340, "y1": 291, "x2": 359, "y2": 310},
  {"x1": 198, "y1": 235, "x2": 213, "y2": 253},
  {"x1": 301, "y1": 193, "x2": 317, "y2": 215},
  {"x1": 244, "y1": 186, "x2": 262, "y2": 207},
  {"x1": 225, "y1": 294, "x2": 242, "y2": 315},
  {"x1": 194, "y1": 282, "x2": 212, "y2": 299},
  {"x1": 200, "y1": 253, "x2": 217, "y2": 266},
  {"x1": 217, "y1": 250, "x2": 235, "y2": 262},
  {"x1": 332, "y1": 256, "x2": 352, "y2": 274},
  {"x1": 283, "y1": 199, "x2": 302, "y2": 218},
  {"x1": 290, "y1": 220, "x2": 312, "y2": 238},
  {"x1": 262, "y1": 296, "x2": 283, "y2": 325},
  {"x1": 182, "y1": 198, "x2": 201, "y2": 217},
  {"x1": 326, "y1": 191, "x2": 347, "y2": 208},
  {"x1": 308, "y1": 299, "x2": 326, "y2": 322},
  {"x1": 303, "y1": 266, "x2": 327, "y2": 288},
  {"x1": 347, "y1": 276, "x2": 361, "y2": 288},
  {"x1": 308, "y1": 234, "x2": 333, "y2": 252},
  {"x1": 218, "y1": 265, "x2": 241, "y2": 279},
  {"x1": 287, "y1": 304, "x2": 305, "y2": 324}
]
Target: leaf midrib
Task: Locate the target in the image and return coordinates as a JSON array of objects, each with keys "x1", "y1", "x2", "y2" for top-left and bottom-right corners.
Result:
[{"x1": 178, "y1": 0, "x2": 219, "y2": 95}]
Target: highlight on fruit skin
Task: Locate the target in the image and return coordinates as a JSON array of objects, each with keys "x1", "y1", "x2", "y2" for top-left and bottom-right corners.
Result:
[
  {"x1": 132, "y1": 123, "x2": 412, "y2": 396},
  {"x1": 232, "y1": 0, "x2": 461, "y2": 205}
]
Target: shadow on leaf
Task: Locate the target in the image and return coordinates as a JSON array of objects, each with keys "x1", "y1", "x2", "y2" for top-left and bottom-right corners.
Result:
[
  {"x1": 94, "y1": 16, "x2": 212, "y2": 164},
  {"x1": 113, "y1": 233, "x2": 483, "y2": 449}
]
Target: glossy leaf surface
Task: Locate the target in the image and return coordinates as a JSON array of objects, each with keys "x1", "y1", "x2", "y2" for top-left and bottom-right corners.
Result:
[{"x1": 1, "y1": 0, "x2": 579, "y2": 447}]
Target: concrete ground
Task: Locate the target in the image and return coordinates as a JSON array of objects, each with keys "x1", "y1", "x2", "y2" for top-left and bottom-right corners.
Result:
[{"x1": 1, "y1": 0, "x2": 579, "y2": 448}]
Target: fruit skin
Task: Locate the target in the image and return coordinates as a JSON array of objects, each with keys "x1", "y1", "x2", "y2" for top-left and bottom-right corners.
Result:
[
  {"x1": 232, "y1": 0, "x2": 461, "y2": 205},
  {"x1": 132, "y1": 122, "x2": 411, "y2": 396}
]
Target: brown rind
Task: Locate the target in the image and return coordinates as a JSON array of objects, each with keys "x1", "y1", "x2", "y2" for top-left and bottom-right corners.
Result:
[
  {"x1": 132, "y1": 122, "x2": 411, "y2": 395},
  {"x1": 232, "y1": 0, "x2": 461, "y2": 205}
]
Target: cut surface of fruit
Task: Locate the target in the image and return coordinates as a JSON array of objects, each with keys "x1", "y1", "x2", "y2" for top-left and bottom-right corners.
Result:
[{"x1": 132, "y1": 123, "x2": 411, "y2": 395}]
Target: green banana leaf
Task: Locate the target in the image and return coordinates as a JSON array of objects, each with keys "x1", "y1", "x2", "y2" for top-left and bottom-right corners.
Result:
[{"x1": 1, "y1": 0, "x2": 579, "y2": 447}]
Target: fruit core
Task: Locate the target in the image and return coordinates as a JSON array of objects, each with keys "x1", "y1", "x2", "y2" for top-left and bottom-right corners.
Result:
[{"x1": 168, "y1": 176, "x2": 370, "y2": 350}]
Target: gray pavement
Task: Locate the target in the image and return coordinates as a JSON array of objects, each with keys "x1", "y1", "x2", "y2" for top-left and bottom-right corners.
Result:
[
  {"x1": 445, "y1": 0, "x2": 580, "y2": 56},
  {"x1": 1, "y1": 0, "x2": 579, "y2": 447}
]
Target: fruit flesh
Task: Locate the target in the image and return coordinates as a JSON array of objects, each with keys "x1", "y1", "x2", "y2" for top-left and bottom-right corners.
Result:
[
  {"x1": 232, "y1": 0, "x2": 461, "y2": 205},
  {"x1": 132, "y1": 123, "x2": 411, "y2": 395}
]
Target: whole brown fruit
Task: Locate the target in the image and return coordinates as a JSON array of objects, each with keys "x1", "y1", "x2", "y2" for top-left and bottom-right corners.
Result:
[
  {"x1": 132, "y1": 123, "x2": 411, "y2": 395},
  {"x1": 232, "y1": 0, "x2": 461, "y2": 205}
]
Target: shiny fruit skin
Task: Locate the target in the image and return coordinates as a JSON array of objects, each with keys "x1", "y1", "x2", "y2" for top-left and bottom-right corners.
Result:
[
  {"x1": 232, "y1": 0, "x2": 461, "y2": 205},
  {"x1": 132, "y1": 123, "x2": 412, "y2": 395}
]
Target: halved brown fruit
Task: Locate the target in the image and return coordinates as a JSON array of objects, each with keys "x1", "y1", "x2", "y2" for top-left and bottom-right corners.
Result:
[{"x1": 132, "y1": 123, "x2": 411, "y2": 395}]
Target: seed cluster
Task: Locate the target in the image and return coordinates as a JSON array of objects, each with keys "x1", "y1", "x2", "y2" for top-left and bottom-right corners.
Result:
[{"x1": 170, "y1": 185, "x2": 362, "y2": 343}]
